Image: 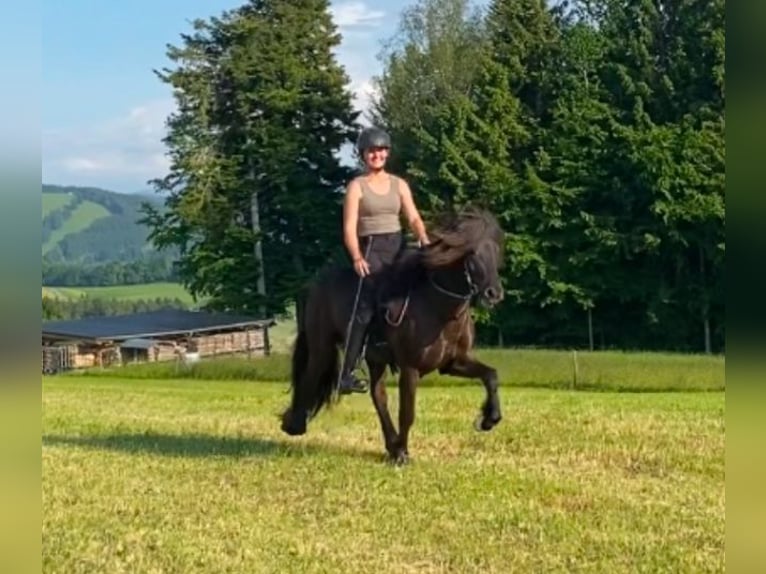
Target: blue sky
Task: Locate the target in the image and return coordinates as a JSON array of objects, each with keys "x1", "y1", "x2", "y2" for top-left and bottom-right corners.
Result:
[{"x1": 42, "y1": 0, "x2": 421, "y2": 193}]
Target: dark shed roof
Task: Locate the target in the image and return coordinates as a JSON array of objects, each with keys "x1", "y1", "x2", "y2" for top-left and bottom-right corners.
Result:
[{"x1": 42, "y1": 309, "x2": 275, "y2": 342}]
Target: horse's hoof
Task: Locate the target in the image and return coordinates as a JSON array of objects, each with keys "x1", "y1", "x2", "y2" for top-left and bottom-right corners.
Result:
[
  {"x1": 474, "y1": 412, "x2": 502, "y2": 432},
  {"x1": 280, "y1": 416, "x2": 307, "y2": 437},
  {"x1": 388, "y1": 449, "x2": 409, "y2": 466},
  {"x1": 281, "y1": 423, "x2": 306, "y2": 436}
]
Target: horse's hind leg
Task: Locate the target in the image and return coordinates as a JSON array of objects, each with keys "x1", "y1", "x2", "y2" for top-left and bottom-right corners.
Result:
[
  {"x1": 368, "y1": 360, "x2": 399, "y2": 459},
  {"x1": 393, "y1": 366, "x2": 419, "y2": 465},
  {"x1": 284, "y1": 356, "x2": 324, "y2": 435},
  {"x1": 441, "y1": 355, "x2": 502, "y2": 431}
]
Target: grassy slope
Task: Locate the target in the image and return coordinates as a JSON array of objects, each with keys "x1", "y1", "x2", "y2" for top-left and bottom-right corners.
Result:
[
  {"x1": 42, "y1": 200, "x2": 110, "y2": 254},
  {"x1": 42, "y1": 192, "x2": 75, "y2": 218},
  {"x1": 42, "y1": 376, "x2": 725, "y2": 573}
]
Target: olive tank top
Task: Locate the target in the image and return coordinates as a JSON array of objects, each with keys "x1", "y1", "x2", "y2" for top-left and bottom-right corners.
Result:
[{"x1": 356, "y1": 175, "x2": 402, "y2": 237}]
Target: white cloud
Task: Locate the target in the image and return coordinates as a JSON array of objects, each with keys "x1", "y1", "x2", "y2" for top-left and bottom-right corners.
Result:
[
  {"x1": 43, "y1": 99, "x2": 175, "y2": 191},
  {"x1": 59, "y1": 157, "x2": 103, "y2": 172},
  {"x1": 329, "y1": 2, "x2": 388, "y2": 125},
  {"x1": 330, "y1": 1, "x2": 385, "y2": 29},
  {"x1": 349, "y1": 78, "x2": 381, "y2": 126}
]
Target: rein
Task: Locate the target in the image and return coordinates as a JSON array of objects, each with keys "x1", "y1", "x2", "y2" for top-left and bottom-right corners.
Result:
[{"x1": 428, "y1": 260, "x2": 478, "y2": 301}]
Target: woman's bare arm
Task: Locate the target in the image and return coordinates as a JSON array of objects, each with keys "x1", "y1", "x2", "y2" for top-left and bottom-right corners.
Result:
[
  {"x1": 343, "y1": 179, "x2": 363, "y2": 260},
  {"x1": 399, "y1": 179, "x2": 429, "y2": 245},
  {"x1": 343, "y1": 178, "x2": 370, "y2": 276}
]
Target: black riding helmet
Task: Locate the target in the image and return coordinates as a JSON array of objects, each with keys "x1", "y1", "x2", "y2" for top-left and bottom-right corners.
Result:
[{"x1": 356, "y1": 126, "x2": 391, "y2": 156}]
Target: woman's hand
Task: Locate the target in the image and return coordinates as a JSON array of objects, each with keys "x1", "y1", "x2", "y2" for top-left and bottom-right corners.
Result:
[{"x1": 353, "y1": 257, "x2": 370, "y2": 277}]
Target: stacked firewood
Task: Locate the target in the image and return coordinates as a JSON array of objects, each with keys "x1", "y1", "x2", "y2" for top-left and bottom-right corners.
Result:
[{"x1": 188, "y1": 330, "x2": 264, "y2": 356}]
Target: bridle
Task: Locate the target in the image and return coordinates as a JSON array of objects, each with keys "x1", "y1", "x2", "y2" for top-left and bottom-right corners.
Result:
[{"x1": 428, "y1": 259, "x2": 480, "y2": 301}]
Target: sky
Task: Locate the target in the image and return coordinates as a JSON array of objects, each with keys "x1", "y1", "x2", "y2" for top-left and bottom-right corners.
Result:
[{"x1": 42, "y1": 0, "x2": 420, "y2": 194}]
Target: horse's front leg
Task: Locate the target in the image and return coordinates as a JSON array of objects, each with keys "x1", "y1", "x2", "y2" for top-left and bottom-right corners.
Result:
[
  {"x1": 393, "y1": 366, "x2": 419, "y2": 465},
  {"x1": 368, "y1": 359, "x2": 399, "y2": 458},
  {"x1": 441, "y1": 355, "x2": 502, "y2": 431}
]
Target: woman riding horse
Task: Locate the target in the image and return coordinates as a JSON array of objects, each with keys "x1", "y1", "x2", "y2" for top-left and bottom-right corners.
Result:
[
  {"x1": 281, "y1": 202, "x2": 507, "y2": 464},
  {"x1": 338, "y1": 126, "x2": 430, "y2": 395}
]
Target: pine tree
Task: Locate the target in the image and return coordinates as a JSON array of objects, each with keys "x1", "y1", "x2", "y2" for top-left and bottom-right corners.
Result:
[{"x1": 141, "y1": 0, "x2": 359, "y2": 317}]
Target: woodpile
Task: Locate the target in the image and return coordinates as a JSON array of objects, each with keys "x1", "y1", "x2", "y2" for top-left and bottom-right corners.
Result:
[
  {"x1": 42, "y1": 324, "x2": 270, "y2": 374},
  {"x1": 75, "y1": 345, "x2": 120, "y2": 368},
  {"x1": 42, "y1": 343, "x2": 125, "y2": 371},
  {"x1": 73, "y1": 351, "x2": 97, "y2": 369},
  {"x1": 42, "y1": 344, "x2": 77, "y2": 373},
  {"x1": 153, "y1": 343, "x2": 180, "y2": 362},
  {"x1": 188, "y1": 329, "x2": 265, "y2": 357}
]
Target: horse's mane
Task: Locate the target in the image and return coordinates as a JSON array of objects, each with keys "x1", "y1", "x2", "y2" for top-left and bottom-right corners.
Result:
[
  {"x1": 378, "y1": 205, "x2": 504, "y2": 301},
  {"x1": 422, "y1": 205, "x2": 505, "y2": 268}
]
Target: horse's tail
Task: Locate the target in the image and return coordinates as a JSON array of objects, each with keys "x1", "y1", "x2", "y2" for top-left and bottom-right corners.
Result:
[
  {"x1": 290, "y1": 288, "x2": 309, "y2": 391},
  {"x1": 305, "y1": 329, "x2": 340, "y2": 419},
  {"x1": 281, "y1": 283, "x2": 340, "y2": 435},
  {"x1": 290, "y1": 326, "x2": 309, "y2": 393},
  {"x1": 295, "y1": 286, "x2": 307, "y2": 333}
]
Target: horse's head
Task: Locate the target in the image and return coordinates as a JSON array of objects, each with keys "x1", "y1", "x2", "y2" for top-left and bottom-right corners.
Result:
[
  {"x1": 464, "y1": 234, "x2": 504, "y2": 307},
  {"x1": 422, "y1": 206, "x2": 505, "y2": 308}
]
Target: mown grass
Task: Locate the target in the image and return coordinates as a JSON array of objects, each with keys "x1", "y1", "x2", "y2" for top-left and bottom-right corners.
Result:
[
  {"x1": 42, "y1": 286, "x2": 83, "y2": 300},
  {"x1": 79, "y1": 348, "x2": 725, "y2": 393},
  {"x1": 42, "y1": 375, "x2": 724, "y2": 573},
  {"x1": 78, "y1": 282, "x2": 197, "y2": 303},
  {"x1": 42, "y1": 282, "x2": 197, "y2": 304}
]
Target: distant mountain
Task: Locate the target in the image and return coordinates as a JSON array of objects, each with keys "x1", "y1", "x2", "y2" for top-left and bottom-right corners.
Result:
[{"x1": 42, "y1": 184, "x2": 172, "y2": 264}]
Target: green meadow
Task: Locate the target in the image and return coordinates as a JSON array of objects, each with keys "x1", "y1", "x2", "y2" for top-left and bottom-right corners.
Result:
[{"x1": 43, "y1": 349, "x2": 724, "y2": 573}]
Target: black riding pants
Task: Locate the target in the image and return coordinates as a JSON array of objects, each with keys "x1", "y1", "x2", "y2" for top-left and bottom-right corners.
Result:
[{"x1": 355, "y1": 231, "x2": 403, "y2": 324}]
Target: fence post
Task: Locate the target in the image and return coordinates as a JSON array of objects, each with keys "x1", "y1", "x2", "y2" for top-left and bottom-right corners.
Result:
[{"x1": 572, "y1": 350, "x2": 579, "y2": 390}]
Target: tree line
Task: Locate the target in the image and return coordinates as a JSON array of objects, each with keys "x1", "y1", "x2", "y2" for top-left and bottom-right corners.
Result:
[
  {"x1": 43, "y1": 257, "x2": 178, "y2": 287},
  {"x1": 141, "y1": 0, "x2": 724, "y2": 353}
]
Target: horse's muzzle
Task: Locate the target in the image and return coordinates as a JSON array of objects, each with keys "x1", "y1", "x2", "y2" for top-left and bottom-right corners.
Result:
[{"x1": 482, "y1": 286, "x2": 504, "y2": 307}]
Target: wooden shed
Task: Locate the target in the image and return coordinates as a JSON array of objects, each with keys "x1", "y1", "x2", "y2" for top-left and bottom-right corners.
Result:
[{"x1": 42, "y1": 309, "x2": 276, "y2": 373}]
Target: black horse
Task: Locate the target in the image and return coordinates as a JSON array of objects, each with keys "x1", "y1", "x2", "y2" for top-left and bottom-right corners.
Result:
[{"x1": 280, "y1": 206, "x2": 506, "y2": 464}]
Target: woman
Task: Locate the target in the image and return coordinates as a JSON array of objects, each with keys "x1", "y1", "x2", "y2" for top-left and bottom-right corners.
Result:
[{"x1": 338, "y1": 126, "x2": 430, "y2": 394}]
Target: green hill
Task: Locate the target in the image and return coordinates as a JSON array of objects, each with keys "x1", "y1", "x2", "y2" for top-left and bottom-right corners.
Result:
[
  {"x1": 42, "y1": 184, "x2": 170, "y2": 264},
  {"x1": 43, "y1": 200, "x2": 111, "y2": 255}
]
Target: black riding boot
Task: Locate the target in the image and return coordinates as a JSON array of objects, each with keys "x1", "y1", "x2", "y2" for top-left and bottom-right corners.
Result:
[{"x1": 339, "y1": 315, "x2": 370, "y2": 395}]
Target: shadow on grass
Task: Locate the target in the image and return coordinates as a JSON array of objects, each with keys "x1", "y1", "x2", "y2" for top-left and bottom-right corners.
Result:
[{"x1": 42, "y1": 431, "x2": 387, "y2": 462}]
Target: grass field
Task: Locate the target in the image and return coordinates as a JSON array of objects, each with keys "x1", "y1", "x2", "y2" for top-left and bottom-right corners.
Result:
[
  {"x1": 42, "y1": 371, "x2": 724, "y2": 573},
  {"x1": 42, "y1": 282, "x2": 197, "y2": 304},
  {"x1": 90, "y1": 348, "x2": 725, "y2": 393}
]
